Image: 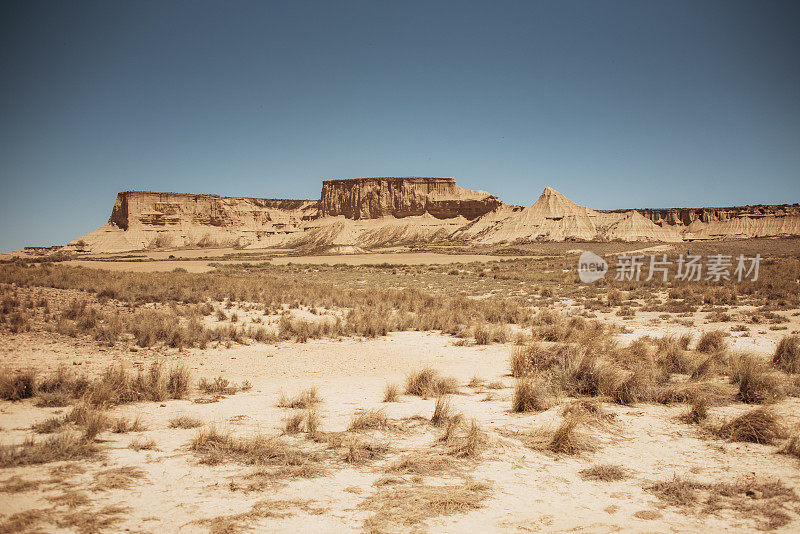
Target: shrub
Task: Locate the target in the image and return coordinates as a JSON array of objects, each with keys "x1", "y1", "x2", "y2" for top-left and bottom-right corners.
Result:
[
  {"x1": 169, "y1": 415, "x2": 202, "y2": 429},
  {"x1": 430, "y1": 396, "x2": 459, "y2": 428},
  {"x1": 579, "y1": 464, "x2": 628, "y2": 481},
  {"x1": 511, "y1": 377, "x2": 548, "y2": 413},
  {"x1": 277, "y1": 387, "x2": 321, "y2": 409},
  {"x1": 697, "y1": 330, "x2": 727, "y2": 354},
  {"x1": 405, "y1": 368, "x2": 459, "y2": 398},
  {"x1": 548, "y1": 414, "x2": 592, "y2": 454},
  {"x1": 715, "y1": 407, "x2": 786, "y2": 444},
  {"x1": 383, "y1": 383, "x2": 400, "y2": 403},
  {"x1": 734, "y1": 355, "x2": 786, "y2": 404},
  {"x1": 0, "y1": 370, "x2": 36, "y2": 401},
  {"x1": 773, "y1": 335, "x2": 800, "y2": 374},
  {"x1": 349, "y1": 409, "x2": 389, "y2": 431}
]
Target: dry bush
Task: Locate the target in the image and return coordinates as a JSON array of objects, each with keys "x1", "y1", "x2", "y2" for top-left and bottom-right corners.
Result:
[
  {"x1": 277, "y1": 387, "x2": 321, "y2": 409},
  {"x1": 112, "y1": 416, "x2": 145, "y2": 433},
  {"x1": 283, "y1": 412, "x2": 305, "y2": 434},
  {"x1": 579, "y1": 464, "x2": 628, "y2": 481},
  {"x1": 84, "y1": 362, "x2": 190, "y2": 406},
  {"x1": 646, "y1": 475, "x2": 798, "y2": 530},
  {"x1": 431, "y1": 396, "x2": 460, "y2": 428},
  {"x1": 197, "y1": 376, "x2": 239, "y2": 395},
  {"x1": 169, "y1": 415, "x2": 203, "y2": 429},
  {"x1": 714, "y1": 407, "x2": 786, "y2": 444},
  {"x1": 441, "y1": 419, "x2": 485, "y2": 458},
  {"x1": 656, "y1": 380, "x2": 732, "y2": 405},
  {"x1": 405, "y1": 368, "x2": 459, "y2": 398},
  {"x1": 167, "y1": 365, "x2": 192, "y2": 398},
  {"x1": 92, "y1": 466, "x2": 146, "y2": 491},
  {"x1": 349, "y1": 409, "x2": 389, "y2": 431},
  {"x1": 0, "y1": 369, "x2": 36, "y2": 401},
  {"x1": 773, "y1": 335, "x2": 800, "y2": 374},
  {"x1": 697, "y1": 330, "x2": 727, "y2": 354},
  {"x1": 128, "y1": 437, "x2": 158, "y2": 451},
  {"x1": 65, "y1": 403, "x2": 110, "y2": 440},
  {"x1": 383, "y1": 383, "x2": 400, "y2": 402},
  {"x1": 361, "y1": 479, "x2": 491, "y2": 531},
  {"x1": 195, "y1": 499, "x2": 325, "y2": 533},
  {"x1": 191, "y1": 427, "x2": 316, "y2": 467},
  {"x1": 34, "y1": 391, "x2": 72, "y2": 407},
  {"x1": 548, "y1": 414, "x2": 593, "y2": 454},
  {"x1": 682, "y1": 396, "x2": 709, "y2": 424},
  {"x1": 560, "y1": 399, "x2": 615, "y2": 425},
  {"x1": 511, "y1": 377, "x2": 549, "y2": 413},
  {"x1": 778, "y1": 431, "x2": 800, "y2": 459},
  {"x1": 343, "y1": 437, "x2": 389, "y2": 464},
  {"x1": 55, "y1": 504, "x2": 131, "y2": 533},
  {"x1": 387, "y1": 453, "x2": 459, "y2": 475},
  {"x1": 732, "y1": 354, "x2": 786, "y2": 404},
  {"x1": 0, "y1": 432, "x2": 98, "y2": 467},
  {"x1": 678, "y1": 333, "x2": 693, "y2": 350}
]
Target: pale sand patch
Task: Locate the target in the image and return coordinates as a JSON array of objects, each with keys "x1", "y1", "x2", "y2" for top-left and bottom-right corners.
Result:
[{"x1": 2, "y1": 330, "x2": 800, "y2": 532}]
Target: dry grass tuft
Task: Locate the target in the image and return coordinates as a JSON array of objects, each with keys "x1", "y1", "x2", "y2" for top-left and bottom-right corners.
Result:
[
  {"x1": 277, "y1": 387, "x2": 322, "y2": 409},
  {"x1": 128, "y1": 437, "x2": 158, "y2": 451},
  {"x1": 383, "y1": 383, "x2": 400, "y2": 402},
  {"x1": 697, "y1": 329, "x2": 727, "y2": 354},
  {"x1": 92, "y1": 466, "x2": 146, "y2": 491},
  {"x1": 349, "y1": 408, "x2": 390, "y2": 431},
  {"x1": 112, "y1": 416, "x2": 146, "y2": 433},
  {"x1": 361, "y1": 479, "x2": 491, "y2": 531},
  {"x1": 511, "y1": 377, "x2": 549, "y2": 413},
  {"x1": 343, "y1": 437, "x2": 390, "y2": 464},
  {"x1": 714, "y1": 407, "x2": 786, "y2": 444},
  {"x1": 431, "y1": 396, "x2": 460, "y2": 428},
  {"x1": 190, "y1": 426, "x2": 315, "y2": 467},
  {"x1": 732, "y1": 354, "x2": 787, "y2": 404},
  {"x1": 168, "y1": 415, "x2": 203, "y2": 429},
  {"x1": 196, "y1": 499, "x2": 325, "y2": 533},
  {"x1": 405, "y1": 367, "x2": 459, "y2": 398},
  {"x1": 579, "y1": 464, "x2": 628, "y2": 481},
  {"x1": 548, "y1": 413, "x2": 593, "y2": 454},
  {"x1": 0, "y1": 369, "x2": 36, "y2": 401},
  {"x1": 441, "y1": 419, "x2": 486, "y2": 458},
  {"x1": 387, "y1": 452, "x2": 459, "y2": 475},
  {"x1": 646, "y1": 475, "x2": 798, "y2": 530},
  {"x1": 773, "y1": 335, "x2": 800, "y2": 374},
  {"x1": 0, "y1": 431, "x2": 98, "y2": 467},
  {"x1": 778, "y1": 431, "x2": 800, "y2": 459}
]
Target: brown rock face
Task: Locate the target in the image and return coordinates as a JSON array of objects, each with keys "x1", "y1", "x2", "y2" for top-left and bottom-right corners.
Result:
[
  {"x1": 319, "y1": 177, "x2": 502, "y2": 220},
  {"x1": 602, "y1": 205, "x2": 800, "y2": 227}
]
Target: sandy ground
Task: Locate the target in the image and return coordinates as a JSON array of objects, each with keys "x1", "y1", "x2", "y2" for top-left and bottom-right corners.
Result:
[
  {"x1": 65, "y1": 253, "x2": 529, "y2": 273},
  {"x1": 2, "y1": 322, "x2": 800, "y2": 532}
]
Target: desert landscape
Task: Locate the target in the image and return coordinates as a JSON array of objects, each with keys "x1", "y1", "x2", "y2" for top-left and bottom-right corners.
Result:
[
  {"x1": 3, "y1": 2, "x2": 799, "y2": 532},
  {"x1": 2, "y1": 177, "x2": 800, "y2": 532}
]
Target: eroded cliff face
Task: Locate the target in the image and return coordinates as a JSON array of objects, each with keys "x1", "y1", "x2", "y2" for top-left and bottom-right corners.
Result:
[
  {"x1": 604, "y1": 205, "x2": 800, "y2": 227},
  {"x1": 319, "y1": 177, "x2": 502, "y2": 220},
  {"x1": 67, "y1": 179, "x2": 800, "y2": 254}
]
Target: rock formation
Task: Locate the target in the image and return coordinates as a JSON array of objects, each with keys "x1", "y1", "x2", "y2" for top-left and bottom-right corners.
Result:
[
  {"x1": 66, "y1": 177, "x2": 800, "y2": 253},
  {"x1": 319, "y1": 177, "x2": 501, "y2": 220}
]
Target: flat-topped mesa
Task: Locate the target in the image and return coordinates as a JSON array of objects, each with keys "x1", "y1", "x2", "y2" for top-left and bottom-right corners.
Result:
[
  {"x1": 319, "y1": 177, "x2": 503, "y2": 220},
  {"x1": 108, "y1": 191, "x2": 318, "y2": 231}
]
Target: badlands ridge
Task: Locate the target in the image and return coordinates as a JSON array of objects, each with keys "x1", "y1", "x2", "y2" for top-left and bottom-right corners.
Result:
[{"x1": 69, "y1": 177, "x2": 800, "y2": 253}]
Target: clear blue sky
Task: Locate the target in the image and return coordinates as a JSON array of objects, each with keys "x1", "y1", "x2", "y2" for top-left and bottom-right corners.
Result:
[{"x1": 1, "y1": 1, "x2": 798, "y2": 252}]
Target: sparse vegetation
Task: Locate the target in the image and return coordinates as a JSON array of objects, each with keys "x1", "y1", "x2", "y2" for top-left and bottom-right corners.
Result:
[
  {"x1": 579, "y1": 464, "x2": 628, "y2": 481},
  {"x1": 714, "y1": 407, "x2": 786, "y2": 444},
  {"x1": 405, "y1": 368, "x2": 459, "y2": 398},
  {"x1": 773, "y1": 335, "x2": 800, "y2": 373}
]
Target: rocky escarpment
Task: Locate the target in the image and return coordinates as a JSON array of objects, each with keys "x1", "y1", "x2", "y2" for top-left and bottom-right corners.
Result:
[
  {"x1": 604, "y1": 205, "x2": 800, "y2": 227},
  {"x1": 319, "y1": 177, "x2": 502, "y2": 220},
  {"x1": 65, "y1": 178, "x2": 800, "y2": 253}
]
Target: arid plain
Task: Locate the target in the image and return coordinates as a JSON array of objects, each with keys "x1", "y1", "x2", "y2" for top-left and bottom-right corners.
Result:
[{"x1": 1, "y1": 238, "x2": 800, "y2": 533}]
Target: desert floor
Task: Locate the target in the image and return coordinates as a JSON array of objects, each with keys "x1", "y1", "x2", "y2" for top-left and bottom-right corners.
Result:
[{"x1": 2, "y1": 241, "x2": 800, "y2": 533}]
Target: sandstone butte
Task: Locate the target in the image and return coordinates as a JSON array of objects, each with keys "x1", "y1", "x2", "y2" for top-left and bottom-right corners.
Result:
[{"x1": 64, "y1": 177, "x2": 800, "y2": 253}]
